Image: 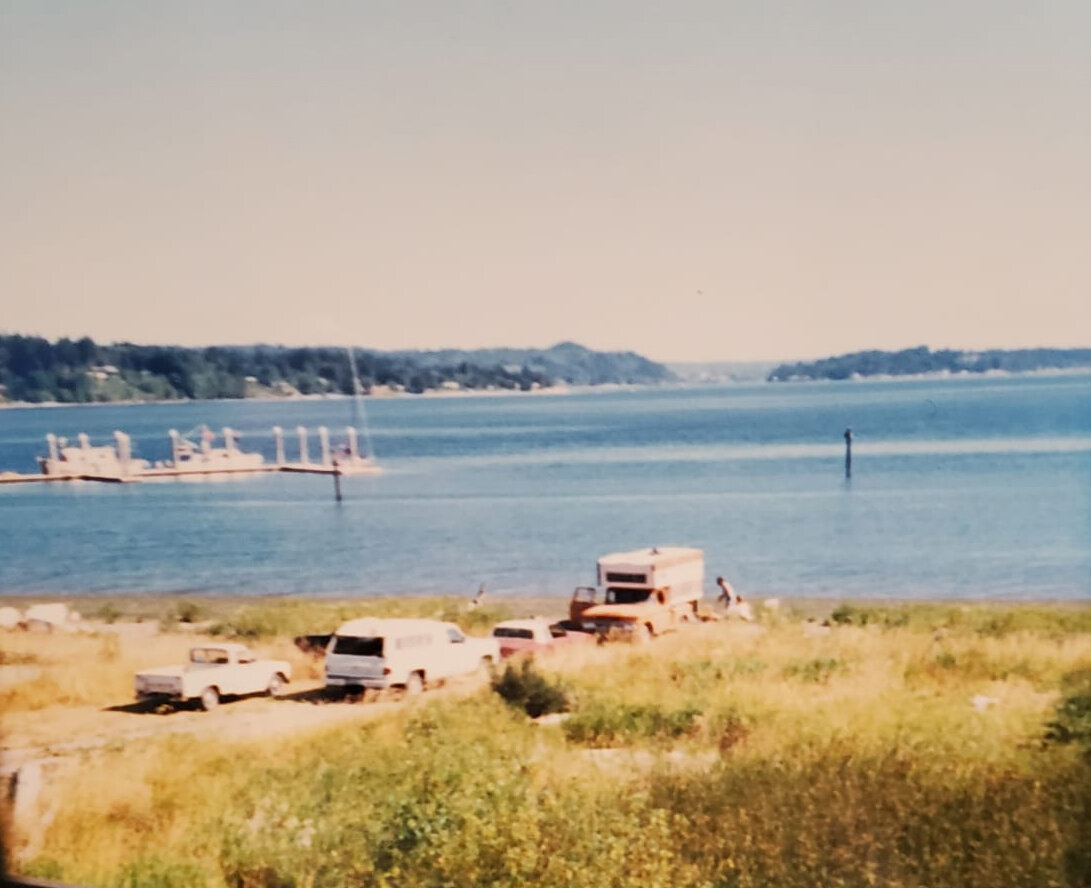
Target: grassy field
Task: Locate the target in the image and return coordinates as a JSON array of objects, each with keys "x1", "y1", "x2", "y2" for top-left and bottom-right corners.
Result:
[
  {"x1": 4, "y1": 598, "x2": 1091, "y2": 887},
  {"x1": 0, "y1": 596, "x2": 517, "y2": 714}
]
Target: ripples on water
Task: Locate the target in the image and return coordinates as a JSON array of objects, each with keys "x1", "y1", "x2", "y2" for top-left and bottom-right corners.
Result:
[{"x1": 0, "y1": 374, "x2": 1088, "y2": 600}]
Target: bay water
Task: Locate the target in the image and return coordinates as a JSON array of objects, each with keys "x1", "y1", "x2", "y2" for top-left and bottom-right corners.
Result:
[{"x1": 0, "y1": 374, "x2": 1088, "y2": 601}]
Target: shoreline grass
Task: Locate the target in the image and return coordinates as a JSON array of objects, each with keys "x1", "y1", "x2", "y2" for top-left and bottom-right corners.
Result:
[{"x1": 4, "y1": 600, "x2": 1091, "y2": 887}]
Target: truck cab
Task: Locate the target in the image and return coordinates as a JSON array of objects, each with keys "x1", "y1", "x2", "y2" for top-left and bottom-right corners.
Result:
[{"x1": 569, "y1": 547, "x2": 704, "y2": 639}]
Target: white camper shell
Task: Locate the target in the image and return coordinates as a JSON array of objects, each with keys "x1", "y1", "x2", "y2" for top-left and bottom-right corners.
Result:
[
  {"x1": 570, "y1": 547, "x2": 705, "y2": 637},
  {"x1": 596, "y1": 547, "x2": 705, "y2": 604},
  {"x1": 324, "y1": 618, "x2": 499, "y2": 694}
]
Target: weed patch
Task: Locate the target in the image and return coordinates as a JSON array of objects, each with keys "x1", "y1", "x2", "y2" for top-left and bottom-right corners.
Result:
[
  {"x1": 564, "y1": 702, "x2": 703, "y2": 746},
  {"x1": 492, "y1": 659, "x2": 570, "y2": 718},
  {"x1": 782, "y1": 657, "x2": 845, "y2": 683},
  {"x1": 1045, "y1": 669, "x2": 1091, "y2": 754}
]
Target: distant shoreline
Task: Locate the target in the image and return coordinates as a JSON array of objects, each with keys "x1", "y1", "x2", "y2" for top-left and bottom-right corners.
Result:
[
  {"x1": 0, "y1": 383, "x2": 579, "y2": 411},
  {"x1": 4, "y1": 365, "x2": 1091, "y2": 410},
  {"x1": 768, "y1": 365, "x2": 1091, "y2": 385}
]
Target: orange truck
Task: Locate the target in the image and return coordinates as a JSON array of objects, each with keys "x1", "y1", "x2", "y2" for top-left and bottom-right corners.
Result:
[{"x1": 568, "y1": 547, "x2": 704, "y2": 640}]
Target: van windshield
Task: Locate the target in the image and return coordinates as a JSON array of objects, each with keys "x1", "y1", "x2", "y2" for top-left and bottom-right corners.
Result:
[
  {"x1": 493, "y1": 627, "x2": 534, "y2": 639},
  {"x1": 604, "y1": 587, "x2": 652, "y2": 605},
  {"x1": 331, "y1": 636, "x2": 383, "y2": 657}
]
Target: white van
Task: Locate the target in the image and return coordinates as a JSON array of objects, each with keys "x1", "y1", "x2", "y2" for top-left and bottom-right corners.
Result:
[{"x1": 324, "y1": 618, "x2": 500, "y2": 694}]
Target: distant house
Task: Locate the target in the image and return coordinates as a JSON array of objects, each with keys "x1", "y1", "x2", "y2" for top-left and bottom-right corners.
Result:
[{"x1": 87, "y1": 364, "x2": 120, "y2": 381}]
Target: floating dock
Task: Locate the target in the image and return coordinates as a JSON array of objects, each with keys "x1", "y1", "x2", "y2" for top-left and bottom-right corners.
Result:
[{"x1": 0, "y1": 426, "x2": 380, "y2": 485}]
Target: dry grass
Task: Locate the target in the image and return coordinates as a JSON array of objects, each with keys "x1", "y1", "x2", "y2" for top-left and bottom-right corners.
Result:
[
  {"x1": 0, "y1": 625, "x2": 316, "y2": 713},
  {"x1": 5, "y1": 601, "x2": 1091, "y2": 887}
]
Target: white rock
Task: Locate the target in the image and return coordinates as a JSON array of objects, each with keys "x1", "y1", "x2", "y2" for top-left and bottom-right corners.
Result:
[
  {"x1": 24, "y1": 603, "x2": 69, "y2": 627},
  {"x1": 971, "y1": 695, "x2": 1000, "y2": 713},
  {"x1": 533, "y1": 712, "x2": 571, "y2": 726},
  {"x1": 0, "y1": 606, "x2": 23, "y2": 629}
]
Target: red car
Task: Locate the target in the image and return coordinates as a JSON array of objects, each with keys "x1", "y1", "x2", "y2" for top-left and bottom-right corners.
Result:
[{"x1": 490, "y1": 619, "x2": 595, "y2": 659}]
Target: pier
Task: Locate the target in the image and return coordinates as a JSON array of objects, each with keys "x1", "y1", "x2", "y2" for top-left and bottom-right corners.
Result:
[{"x1": 0, "y1": 426, "x2": 380, "y2": 486}]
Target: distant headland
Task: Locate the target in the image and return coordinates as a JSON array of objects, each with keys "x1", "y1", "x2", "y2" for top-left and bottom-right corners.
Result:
[
  {"x1": 767, "y1": 346, "x2": 1091, "y2": 382},
  {"x1": 0, "y1": 335, "x2": 675, "y2": 405}
]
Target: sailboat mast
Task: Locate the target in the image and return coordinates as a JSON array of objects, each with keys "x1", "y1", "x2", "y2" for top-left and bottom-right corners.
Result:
[{"x1": 346, "y1": 346, "x2": 375, "y2": 460}]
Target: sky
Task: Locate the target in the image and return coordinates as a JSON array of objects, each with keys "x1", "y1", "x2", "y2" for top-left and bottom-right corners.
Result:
[{"x1": 1, "y1": 1, "x2": 1089, "y2": 362}]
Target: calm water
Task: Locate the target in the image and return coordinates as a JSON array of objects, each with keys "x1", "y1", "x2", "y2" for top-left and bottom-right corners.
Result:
[{"x1": 0, "y1": 374, "x2": 1089, "y2": 601}]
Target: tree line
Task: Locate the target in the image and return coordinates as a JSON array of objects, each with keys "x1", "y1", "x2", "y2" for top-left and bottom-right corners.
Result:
[
  {"x1": 768, "y1": 346, "x2": 1091, "y2": 382},
  {"x1": 0, "y1": 335, "x2": 672, "y2": 404}
]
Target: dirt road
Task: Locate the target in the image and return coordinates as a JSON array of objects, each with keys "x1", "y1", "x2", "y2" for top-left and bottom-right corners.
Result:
[{"x1": 1, "y1": 678, "x2": 480, "y2": 775}]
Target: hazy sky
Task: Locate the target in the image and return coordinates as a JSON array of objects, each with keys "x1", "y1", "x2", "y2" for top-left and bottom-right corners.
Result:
[{"x1": 2, "y1": 1, "x2": 1088, "y2": 361}]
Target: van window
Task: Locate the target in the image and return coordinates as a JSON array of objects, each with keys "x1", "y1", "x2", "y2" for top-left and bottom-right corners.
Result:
[
  {"x1": 447, "y1": 628, "x2": 466, "y2": 644},
  {"x1": 493, "y1": 627, "x2": 534, "y2": 640},
  {"x1": 332, "y1": 636, "x2": 383, "y2": 657}
]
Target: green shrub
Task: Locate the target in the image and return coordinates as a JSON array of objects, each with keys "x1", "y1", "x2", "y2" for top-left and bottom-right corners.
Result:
[
  {"x1": 116, "y1": 856, "x2": 209, "y2": 888},
  {"x1": 829, "y1": 602, "x2": 1091, "y2": 637},
  {"x1": 668, "y1": 658, "x2": 766, "y2": 687},
  {"x1": 782, "y1": 657, "x2": 845, "y2": 683},
  {"x1": 94, "y1": 601, "x2": 121, "y2": 624},
  {"x1": 563, "y1": 702, "x2": 703, "y2": 746},
  {"x1": 492, "y1": 659, "x2": 570, "y2": 718},
  {"x1": 174, "y1": 600, "x2": 201, "y2": 623},
  {"x1": 1045, "y1": 669, "x2": 1091, "y2": 754},
  {"x1": 650, "y1": 747, "x2": 1088, "y2": 888}
]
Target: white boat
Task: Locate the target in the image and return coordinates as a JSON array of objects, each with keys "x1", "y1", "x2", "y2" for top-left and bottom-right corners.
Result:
[
  {"x1": 38, "y1": 432, "x2": 149, "y2": 479},
  {"x1": 167, "y1": 427, "x2": 264, "y2": 472}
]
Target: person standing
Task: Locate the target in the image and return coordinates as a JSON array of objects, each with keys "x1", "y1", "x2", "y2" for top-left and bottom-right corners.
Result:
[{"x1": 717, "y1": 576, "x2": 753, "y2": 621}]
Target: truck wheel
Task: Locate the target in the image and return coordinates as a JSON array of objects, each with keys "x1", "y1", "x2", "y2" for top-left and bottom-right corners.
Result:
[
  {"x1": 199, "y1": 686, "x2": 220, "y2": 711},
  {"x1": 266, "y1": 673, "x2": 286, "y2": 698},
  {"x1": 405, "y1": 672, "x2": 424, "y2": 696}
]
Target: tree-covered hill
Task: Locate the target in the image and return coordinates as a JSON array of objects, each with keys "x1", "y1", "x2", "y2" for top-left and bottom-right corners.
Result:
[
  {"x1": 0, "y1": 335, "x2": 676, "y2": 404},
  {"x1": 768, "y1": 346, "x2": 1091, "y2": 382},
  {"x1": 388, "y1": 341, "x2": 674, "y2": 386}
]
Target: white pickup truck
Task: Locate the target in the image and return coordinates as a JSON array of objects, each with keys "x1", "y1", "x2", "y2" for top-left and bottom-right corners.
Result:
[{"x1": 134, "y1": 643, "x2": 291, "y2": 711}]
